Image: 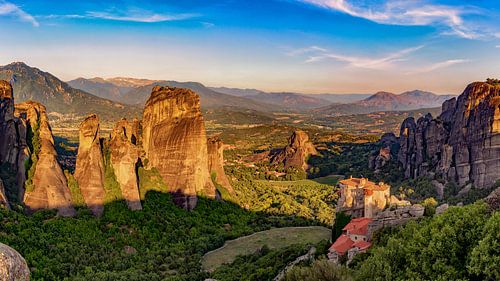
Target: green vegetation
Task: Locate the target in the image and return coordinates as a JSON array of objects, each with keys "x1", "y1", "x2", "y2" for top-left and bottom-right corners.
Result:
[
  {"x1": 202, "y1": 226, "x2": 331, "y2": 271},
  {"x1": 332, "y1": 212, "x2": 351, "y2": 241},
  {"x1": 486, "y1": 78, "x2": 500, "y2": 86},
  {"x1": 102, "y1": 142, "x2": 124, "y2": 203},
  {"x1": 285, "y1": 259, "x2": 353, "y2": 281},
  {"x1": 212, "y1": 243, "x2": 324, "y2": 281},
  {"x1": 137, "y1": 166, "x2": 168, "y2": 200},
  {"x1": 0, "y1": 191, "x2": 319, "y2": 280},
  {"x1": 354, "y1": 202, "x2": 497, "y2": 281},
  {"x1": 231, "y1": 178, "x2": 338, "y2": 224},
  {"x1": 24, "y1": 120, "x2": 41, "y2": 193},
  {"x1": 65, "y1": 170, "x2": 85, "y2": 207}
]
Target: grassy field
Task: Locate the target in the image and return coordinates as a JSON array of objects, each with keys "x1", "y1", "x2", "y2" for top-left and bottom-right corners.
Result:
[{"x1": 202, "y1": 226, "x2": 331, "y2": 271}]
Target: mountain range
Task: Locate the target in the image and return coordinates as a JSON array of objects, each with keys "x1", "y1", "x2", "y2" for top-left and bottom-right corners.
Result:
[
  {"x1": 0, "y1": 62, "x2": 141, "y2": 121},
  {"x1": 0, "y1": 62, "x2": 456, "y2": 121},
  {"x1": 314, "y1": 90, "x2": 456, "y2": 116}
]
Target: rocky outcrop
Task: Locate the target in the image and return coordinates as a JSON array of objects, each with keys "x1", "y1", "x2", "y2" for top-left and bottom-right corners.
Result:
[
  {"x1": 0, "y1": 80, "x2": 27, "y2": 201},
  {"x1": 0, "y1": 179, "x2": 9, "y2": 209},
  {"x1": 271, "y1": 130, "x2": 317, "y2": 170},
  {"x1": 18, "y1": 102, "x2": 76, "y2": 217},
  {"x1": 142, "y1": 86, "x2": 215, "y2": 209},
  {"x1": 207, "y1": 136, "x2": 233, "y2": 194},
  {"x1": 110, "y1": 119, "x2": 141, "y2": 210},
  {"x1": 397, "y1": 81, "x2": 500, "y2": 188},
  {"x1": 0, "y1": 80, "x2": 76, "y2": 215},
  {"x1": 0, "y1": 243, "x2": 29, "y2": 281},
  {"x1": 75, "y1": 114, "x2": 105, "y2": 216}
]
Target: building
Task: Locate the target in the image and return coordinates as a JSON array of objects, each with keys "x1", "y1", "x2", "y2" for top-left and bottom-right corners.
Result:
[
  {"x1": 337, "y1": 177, "x2": 390, "y2": 218},
  {"x1": 327, "y1": 217, "x2": 373, "y2": 264}
]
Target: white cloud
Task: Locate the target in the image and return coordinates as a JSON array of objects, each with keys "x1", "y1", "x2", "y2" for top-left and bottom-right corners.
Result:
[
  {"x1": 0, "y1": 1, "x2": 38, "y2": 26},
  {"x1": 299, "y1": 45, "x2": 423, "y2": 70},
  {"x1": 40, "y1": 11, "x2": 196, "y2": 23},
  {"x1": 299, "y1": 0, "x2": 478, "y2": 39},
  {"x1": 286, "y1": 46, "x2": 327, "y2": 56},
  {"x1": 496, "y1": 45, "x2": 500, "y2": 48},
  {"x1": 407, "y1": 59, "x2": 468, "y2": 74},
  {"x1": 86, "y1": 11, "x2": 194, "y2": 23}
]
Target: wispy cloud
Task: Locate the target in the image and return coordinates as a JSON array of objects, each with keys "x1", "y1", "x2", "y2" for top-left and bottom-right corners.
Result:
[
  {"x1": 86, "y1": 11, "x2": 194, "y2": 23},
  {"x1": 286, "y1": 46, "x2": 327, "y2": 56},
  {"x1": 407, "y1": 59, "x2": 468, "y2": 74},
  {"x1": 294, "y1": 45, "x2": 423, "y2": 70},
  {"x1": 299, "y1": 0, "x2": 479, "y2": 39},
  {"x1": 0, "y1": 1, "x2": 38, "y2": 26},
  {"x1": 39, "y1": 10, "x2": 196, "y2": 23},
  {"x1": 496, "y1": 45, "x2": 500, "y2": 48}
]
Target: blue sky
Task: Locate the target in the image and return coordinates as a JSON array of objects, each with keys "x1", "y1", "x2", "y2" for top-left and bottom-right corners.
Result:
[{"x1": 0, "y1": 0, "x2": 499, "y2": 94}]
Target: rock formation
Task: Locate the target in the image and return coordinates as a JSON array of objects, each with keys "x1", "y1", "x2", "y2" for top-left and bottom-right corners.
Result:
[
  {"x1": 207, "y1": 136, "x2": 234, "y2": 194},
  {"x1": 0, "y1": 243, "x2": 30, "y2": 281},
  {"x1": 0, "y1": 179, "x2": 9, "y2": 209},
  {"x1": 397, "y1": 81, "x2": 500, "y2": 188},
  {"x1": 1, "y1": 80, "x2": 75, "y2": 216},
  {"x1": 142, "y1": 86, "x2": 215, "y2": 209},
  {"x1": 75, "y1": 114, "x2": 106, "y2": 216},
  {"x1": 110, "y1": 119, "x2": 142, "y2": 210},
  {"x1": 0, "y1": 80, "x2": 28, "y2": 201},
  {"x1": 18, "y1": 102, "x2": 76, "y2": 216},
  {"x1": 271, "y1": 130, "x2": 317, "y2": 170}
]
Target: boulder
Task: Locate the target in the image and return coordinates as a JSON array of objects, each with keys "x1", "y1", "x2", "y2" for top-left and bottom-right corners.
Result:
[
  {"x1": 435, "y1": 204, "x2": 449, "y2": 215},
  {"x1": 75, "y1": 114, "x2": 105, "y2": 216},
  {"x1": 207, "y1": 136, "x2": 234, "y2": 195},
  {"x1": 485, "y1": 187, "x2": 500, "y2": 211},
  {"x1": 0, "y1": 243, "x2": 30, "y2": 281},
  {"x1": 142, "y1": 86, "x2": 215, "y2": 209},
  {"x1": 271, "y1": 130, "x2": 317, "y2": 170},
  {"x1": 110, "y1": 119, "x2": 142, "y2": 210},
  {"x1": 397, "y1": 81, "x2": 500, "y2": 189},
  {"x1": 17, "y1": 102, "x2": 76, "y2": 217}
]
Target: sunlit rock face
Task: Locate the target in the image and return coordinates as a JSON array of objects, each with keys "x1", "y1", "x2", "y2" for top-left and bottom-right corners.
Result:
[
  {"x1": 142, "y1": 86, "x2": 215, "y2": 209},
  {"x1": 398, "y1": 81, "x2": 500, "y2": 188},
  {"x1": 18, "y1": 101, "x2": 76, "y2": 216},
  {"x1": 0, "y1": 243, "x2": 30, "y2": 281},
  {"x1": 110, "y1": 118, "x2": 142, "y2": 210},
  {"x1": 207, "y1": 136, "x2": 234, "y2": 195},
  {"x1": 271, "y1": 130, "x2": 318, "y2": 170},
  {"x1": 75, "y1": 114, "x2": 105, "y2": 216}
]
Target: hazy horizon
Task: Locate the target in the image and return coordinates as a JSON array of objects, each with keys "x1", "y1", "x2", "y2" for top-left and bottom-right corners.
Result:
[{"x1": 1, "y1": 0, "x2": 499, "y2": 94}]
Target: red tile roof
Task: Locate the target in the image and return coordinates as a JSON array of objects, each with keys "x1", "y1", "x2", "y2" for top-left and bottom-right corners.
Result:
[
  {"x1": 329, "y1": 234, "x2": 354, "y2": 255},
  {"x1": 339, "y1": 177, "x2": 390, "y2": 191},
  {"x1": 353, "y1": 240, "x2": 372, "y2": 250},
  {"x1": 343, "y1": 217, "x2": 372, "y2": 236}
]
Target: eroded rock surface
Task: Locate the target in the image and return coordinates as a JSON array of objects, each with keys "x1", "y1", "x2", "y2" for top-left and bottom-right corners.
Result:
[
  {"x1": 0, "y1": 179, "x2": 9, "y2": 209},
  {"x1": 271, "y1": 130, "x2": 317, "y2": 170},
  {"x1": 0, "y1": 243, "x2": 29, "y2": 281},
  {"x1": 142, "y1": 86, "x2": 215, "y2": 209},
  {"x1": 18, "y1": 102, "x2": 76, "y2": 216},
  {"x1": 207, "y1": 136, "x2": 233, "y2": 194},
  {"x1": 75, "y1": 114, "x2": 105, "y2": 216},
  {"x1": 110, "y1": 119, "x2": 141, "y2": 210},
  {"x1": 397, "y1": 81, "x2": 500, "y2": 188}
]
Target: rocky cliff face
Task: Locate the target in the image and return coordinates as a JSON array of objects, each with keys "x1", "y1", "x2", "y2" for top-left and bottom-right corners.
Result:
[
  {"x1": 18, "y1": 102, "x2": 76, "y2": 216},
  {"x1": 75, "y1": 114, "x2": 106, "y2": 216},
  {"x1": 397, "y1": 81, "x2": 500, "y2": 188},
  {"x1": 0, "y1": 81, "x2": 26, "y2": 200},
  {"x1": 0, "y1": 179, "x2": 9, "y2": 209},
  {"x1": 271, "y1": 130, "x2": 317, "y2": 170},
  {"x1": 1, "y1": 80, "x2": 75, "y2": 216},
  {"x1": 142, "y1": 86, "x2": 215, "y2": 209},
  {"x1": 110, "y1": 118, "x2": 142, "y2": 210},
  {"x1": 207, "y1": 136, "x2": 233, "y2": 194}
]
